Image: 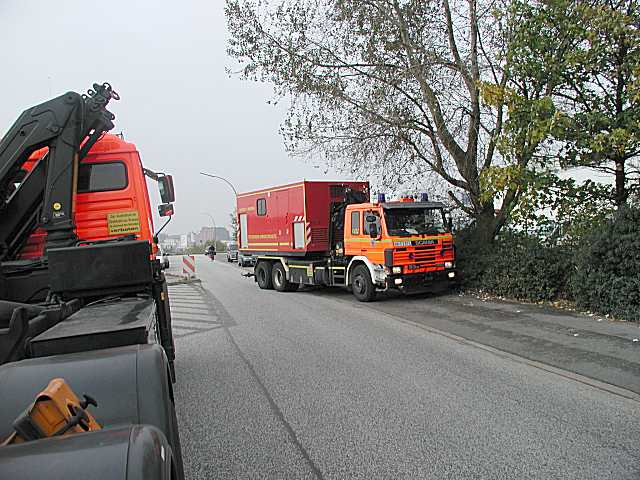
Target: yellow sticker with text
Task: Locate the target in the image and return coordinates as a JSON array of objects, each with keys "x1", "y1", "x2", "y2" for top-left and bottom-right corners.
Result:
[{"x1": 107, "y1": 211, "x2": 141, "y2": 235}]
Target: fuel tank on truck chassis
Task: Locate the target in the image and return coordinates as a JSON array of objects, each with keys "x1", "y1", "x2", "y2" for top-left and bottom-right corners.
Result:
[{"x1": 236, "y1": 181, "x2": 370, "y2": 257}]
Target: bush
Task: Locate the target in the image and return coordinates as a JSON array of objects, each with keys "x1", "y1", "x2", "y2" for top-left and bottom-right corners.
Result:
[
  {"x1": 457, "y1": 230, "x2": 573, "y2": 303},
  {"x1": 571, "y1": 207, "x2": 640, "y2": 322},
  {"x1": 456, "y1": 207, "x2": 640, "y2": 322}
]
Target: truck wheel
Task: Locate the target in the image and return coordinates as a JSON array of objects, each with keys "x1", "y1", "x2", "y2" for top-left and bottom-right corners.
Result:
[
  {"x1": 272, "y1": 262, "x2": 298, "y2": 292},
  {"x1": 271, "y1": 262, "x2": 287, "y2": 292},
  {"x1": 351, "y1": 265, "x2": 376, "y2": 302},
  {"x1": 255, "y1": 261, "x2": 273, "y2": 289}
]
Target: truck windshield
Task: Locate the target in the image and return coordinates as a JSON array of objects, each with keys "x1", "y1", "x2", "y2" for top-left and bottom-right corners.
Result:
[{"x1": 384, "y1": 207, "x2": 446, "y2": 236}]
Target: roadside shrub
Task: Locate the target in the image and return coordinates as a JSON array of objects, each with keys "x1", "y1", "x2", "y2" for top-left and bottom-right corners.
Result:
[
  {"x1": 456, "y1": 230, "x2": 573, "y2": 303},
  {"x1": 571, "y1": 207, "x2": 640, "y2": 322}
]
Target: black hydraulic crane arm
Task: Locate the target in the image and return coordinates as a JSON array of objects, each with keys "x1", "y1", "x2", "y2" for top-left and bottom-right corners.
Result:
[{"x1": 0, "y1": 83, "x2": 118, "y2": 260}]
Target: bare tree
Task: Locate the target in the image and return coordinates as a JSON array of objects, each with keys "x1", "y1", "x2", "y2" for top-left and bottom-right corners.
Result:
[{"x1": 227, "y1": 0, "x2": 522, "y2": 241}]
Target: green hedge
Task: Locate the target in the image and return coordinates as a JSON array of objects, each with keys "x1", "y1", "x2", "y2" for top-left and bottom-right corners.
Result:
[
  {"x1": 456, "y1": 231, "x2": 573, "y2": 303},
  {"x1": 570, "y1": 207, "x2": 640, "y2": 322},
  {"x1": 456, "y1": 207, "x2": 640, "y2": 322}
]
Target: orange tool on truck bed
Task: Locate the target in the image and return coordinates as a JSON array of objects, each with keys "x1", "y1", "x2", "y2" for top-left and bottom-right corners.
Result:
[{"x1": 1, "y1": 378, "x2": 101, "y2": 445}]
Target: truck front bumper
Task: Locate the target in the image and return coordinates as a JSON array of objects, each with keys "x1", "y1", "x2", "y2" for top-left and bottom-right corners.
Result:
[{"x1": 386, "y1": 269, "x2": 457, "y2": 294}]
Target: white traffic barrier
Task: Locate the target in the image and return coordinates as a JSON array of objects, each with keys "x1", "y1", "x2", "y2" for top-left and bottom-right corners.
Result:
[{"x1": 182, "y1": 255, "x2": 196, "y2": 279}]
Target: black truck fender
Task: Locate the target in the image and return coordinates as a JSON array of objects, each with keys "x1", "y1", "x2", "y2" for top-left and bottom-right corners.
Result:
[
  {"x1": 0, "y1": 344, "x2": 183, "y2": 478},
  {"x1": 0, "y1": 424, "x2": 176, "y2": 479}
]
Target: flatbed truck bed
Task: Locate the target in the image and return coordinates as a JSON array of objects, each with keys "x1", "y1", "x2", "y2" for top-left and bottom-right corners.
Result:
[{"x1": 29, "y1": 296, "x2": 156, "y2": 357}]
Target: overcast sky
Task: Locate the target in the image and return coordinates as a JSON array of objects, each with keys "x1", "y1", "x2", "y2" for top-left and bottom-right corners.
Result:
[{"x1": 0, "y1": 0, "x2": 341, "y2": 235}]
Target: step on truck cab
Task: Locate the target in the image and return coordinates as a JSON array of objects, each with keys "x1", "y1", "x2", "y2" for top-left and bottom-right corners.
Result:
[{"x1": 237, "y1": 181, "x2": 456, "y2": 301}]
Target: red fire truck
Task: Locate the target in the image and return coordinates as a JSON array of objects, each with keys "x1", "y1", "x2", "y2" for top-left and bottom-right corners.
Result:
[{"x1": 237, "y1": 181, "x2": 456, "y2": 301}]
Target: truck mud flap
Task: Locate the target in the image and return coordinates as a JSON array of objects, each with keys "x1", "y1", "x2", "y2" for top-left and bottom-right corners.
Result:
[{"x1": 153, "y1": 274, "x2": 176, "y2": 383}]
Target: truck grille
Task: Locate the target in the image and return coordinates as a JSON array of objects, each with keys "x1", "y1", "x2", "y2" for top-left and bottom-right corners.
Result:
[
  {"x1": 311, "y1": 227, "x2": 329, "y2": 246},
  {"x1": 394, "y1": 245, "x2": 439, "y2": 264}
]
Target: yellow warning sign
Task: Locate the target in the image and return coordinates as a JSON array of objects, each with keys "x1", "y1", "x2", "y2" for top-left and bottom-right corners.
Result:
[{"x1": 107, "y1": 211, "x2": 141, "y2": 235}]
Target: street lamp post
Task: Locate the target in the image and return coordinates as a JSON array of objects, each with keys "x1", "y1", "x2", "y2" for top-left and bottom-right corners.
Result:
[
  {"x1": 200, "y1": 173, "x2": 239, "y2": 245},
  {"x1": 199, "y1": 172, "x2": 238, "y2": 196}
]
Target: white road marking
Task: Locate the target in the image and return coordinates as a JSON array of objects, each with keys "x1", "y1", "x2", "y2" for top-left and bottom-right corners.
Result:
[{"x1": 172, "y1": 312, "x2": 217, "y2": 321}]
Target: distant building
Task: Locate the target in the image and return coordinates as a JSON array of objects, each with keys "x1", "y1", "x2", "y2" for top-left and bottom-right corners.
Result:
[
  {"x1": 159, "y1": 234, "x2": 180, "y2": 253},
  {"x1": 194, "y1": 226, "x2": 229, "y2": 245}
]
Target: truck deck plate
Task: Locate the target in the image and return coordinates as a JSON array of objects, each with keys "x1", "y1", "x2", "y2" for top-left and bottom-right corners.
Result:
[{"x1": 29, "y1": 297, "x2": 155, "y2": 358}]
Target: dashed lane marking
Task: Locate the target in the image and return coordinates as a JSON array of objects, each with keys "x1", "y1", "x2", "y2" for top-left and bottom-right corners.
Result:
[
  {"x1": 170, "y1": 306, "x2": 212, "y2": 314},
  {"x1": 171, "y1": 312, "x2": 214, "y2": 322},
  {"x1": 168, "y1": 283, "x2": 223, "y2": 338}
]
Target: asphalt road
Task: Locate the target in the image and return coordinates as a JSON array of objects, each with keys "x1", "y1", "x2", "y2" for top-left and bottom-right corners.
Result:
[{"x1": 171, "y1": 256, "x2": 640, "y2": 479}]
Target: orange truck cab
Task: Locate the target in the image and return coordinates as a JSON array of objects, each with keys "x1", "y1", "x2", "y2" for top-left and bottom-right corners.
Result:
[
  {"x1": 343, "y1": 197, "x2": 455, "y2": 295},
  {"x1": 19, "y1": 134, "x2": 165, "y2": 259}
]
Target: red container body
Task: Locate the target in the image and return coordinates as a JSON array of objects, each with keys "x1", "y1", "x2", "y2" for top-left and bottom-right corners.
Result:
[{"x1": 237, "y1": 181, "x2": 369, "y2": 255}]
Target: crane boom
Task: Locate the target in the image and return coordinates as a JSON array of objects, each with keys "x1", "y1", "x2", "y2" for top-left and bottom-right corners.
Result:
[{"x1": 0, "y1": 83, "x2": 118, "y2": 259}]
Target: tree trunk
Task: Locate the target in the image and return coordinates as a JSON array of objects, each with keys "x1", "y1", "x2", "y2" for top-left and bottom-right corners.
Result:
[
  {"x1": 471, "y1": 204, "x2": 500, "y2": 245},
  {"x1": 614, "y1": 158, "x2": 628, "y2": 206}
]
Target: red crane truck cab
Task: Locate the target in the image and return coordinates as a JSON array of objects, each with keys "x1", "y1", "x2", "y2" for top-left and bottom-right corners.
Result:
[
  {"x1": 18, "y1": 134, "x2": 174, "y2": 259},
  {"x1": 237, "y1": 181, "x2": 456, "y2": 301}
]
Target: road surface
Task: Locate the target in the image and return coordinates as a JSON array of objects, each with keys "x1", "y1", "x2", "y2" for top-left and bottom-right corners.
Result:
[{"x1": 170, "y1": 256, "x2": 640, "y2": 479}]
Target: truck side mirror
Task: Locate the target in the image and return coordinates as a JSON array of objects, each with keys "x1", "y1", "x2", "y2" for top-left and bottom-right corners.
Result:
[
  {"x1": 158, "y1": 203, "x2": 174, "y2": 217},
  {"x1": 158, "y1": 175, "x2": 175, "y2": 204}
]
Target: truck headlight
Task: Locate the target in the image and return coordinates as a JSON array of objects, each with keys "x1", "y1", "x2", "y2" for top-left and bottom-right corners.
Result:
[
  {"x1": 444, "y1": 261, "x2": 454, "y2": 269},
  {"x1": 448, "y1": 272, "x2": 456, "y2": 279},
  {"x1": 392, "y1": 266, "x2": 402, "y2": 274},
  {"x1": 394, "y1": 278, "x2": 403, "y2": 285}
]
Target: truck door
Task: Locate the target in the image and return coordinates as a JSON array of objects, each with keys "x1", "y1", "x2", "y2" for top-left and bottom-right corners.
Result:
[
  {"x1": 346, "y1": 209, "x2": 366, "y2": 256},
  {"x1": 239, "y1": 214, "x2": 248, "y2": 248}
]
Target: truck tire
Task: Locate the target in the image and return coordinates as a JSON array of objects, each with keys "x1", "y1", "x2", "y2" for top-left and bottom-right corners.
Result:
[
  {"x1": 351, "y1": 264, "x2": 376, "y2": 302},
  {"x1": 271, "y1": 262, "x2": 298, "y2": 292},
  {"x1": 255, "y1": 261, "x2": 273, "y2": 289}
]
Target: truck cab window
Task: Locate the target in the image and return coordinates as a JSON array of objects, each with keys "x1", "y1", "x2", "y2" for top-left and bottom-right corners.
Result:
[
  {"x1": 384, "y1": 207, "x2": 446, "y2": 236},
  {"x1": 363, "y1": 211, "x2": 381, "y2": 236},
  {"x1": 351, "y1": 211, "x2": 360, "y2": 235},
  {"x1": 77, "y1": 161, "x2": 127, "y2": 193},
  {"x1": 257, "y1": 198, "x2": 267, "y2": 216}
]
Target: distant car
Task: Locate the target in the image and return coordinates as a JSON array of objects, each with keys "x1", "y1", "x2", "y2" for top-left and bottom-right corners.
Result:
[
  {"x1": 226, "y1": 242, "x2": 238, "y2": 262},
  {"x1": 238, "y1": 251, "x2": 255, "y2": 267}
]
